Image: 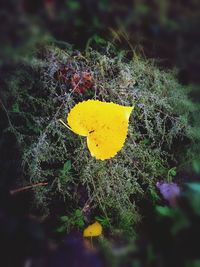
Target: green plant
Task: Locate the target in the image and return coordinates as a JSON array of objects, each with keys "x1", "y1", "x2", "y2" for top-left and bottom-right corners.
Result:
[
  {"x1": 56, "y1": 209, "x2": 85, "y2": 234},
  {"x1": 95, "y1": 216, "x2": 110, "y2": 229},
  {"x1": 167, "y1": 167, "x2": 177, "y2": 182},
  {"x1": 58, "y1": 160, "x2": 72, "y2": 186},
  {"x1": 1, "y1": 43, "x2": 199, "y2": 235}
]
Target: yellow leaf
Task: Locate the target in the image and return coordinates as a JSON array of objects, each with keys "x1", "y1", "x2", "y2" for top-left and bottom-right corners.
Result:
[
  {"x1": 83, "y1": 221, "x2": 102, "y2": 237},
  {"x1": 67, "y1": 100, "x2": 133, "y2": 160}
]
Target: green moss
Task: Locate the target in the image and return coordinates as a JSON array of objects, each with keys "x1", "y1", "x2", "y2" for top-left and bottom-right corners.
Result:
[{"x1": 2, "y1": 44, "x2": 199, "y2": 235}]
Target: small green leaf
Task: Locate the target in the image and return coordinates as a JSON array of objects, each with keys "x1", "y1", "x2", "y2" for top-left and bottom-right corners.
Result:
[
  {"x1": 12, "y1": 103, "x2": 20, "y2": 113},
  {"x1": 60, "y1": 215, "x2": 69, "y2": 222},
  {"x1": 140, "y1": 138, "x2": 151, "y2": 145},
  {"x1": 150, "y1": 188, "x2": 160, "y2": 202},
  {"x1": 167, "y1": 167, "x2": 177, "y2": 182},
  {"x1": 192, "y1": 159, "x2": 200, "y2": 174},
  {"x1": 171, "y1": 169, "x2": 177, "y2": 176},
  {"x1": 95, "y1": 216, "x2": 110, "y2": 227},
  {"x1": 169, "y1": 167, "x2": 177, "y2": 176},
  {"x1": 186, "y1": 183, "x2": 200, "y2": 193},
  {"x1": 156, "y1": 206, "x2": 173, "y2": 217},
  {"x1": 66, "y1": 0, "x2": 80, "y2": 11},
  {"x1": 75, "y1": 209, "x2": 82, "y2": 217},
  {"x1": 93, "y1": 35, "x2": 107, "y2": 45},
  {"x1": 56, "y1": 225, "x2": 67, "y2": 233},
  {"x1": 75, "y1": 218, "x2": 85, "y2": 228},
  {"x1": 63, "y1": 160, "x2": 71, "y2": 172}
]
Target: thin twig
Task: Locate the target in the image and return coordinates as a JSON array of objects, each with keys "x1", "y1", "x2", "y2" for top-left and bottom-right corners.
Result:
[
  {"x1": 0, "y1": 98, "x2": 15, "y2": 132},
  {"x1": 10, "y1": 182, "x2": 48, "y2": 195}
]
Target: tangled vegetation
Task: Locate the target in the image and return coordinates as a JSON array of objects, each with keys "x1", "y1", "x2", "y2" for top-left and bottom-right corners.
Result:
[{"x1": 1, "y1": 43, "x2": 199, "y2": 235}]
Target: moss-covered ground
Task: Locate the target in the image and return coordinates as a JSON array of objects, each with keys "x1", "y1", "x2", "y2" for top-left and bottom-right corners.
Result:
[{"x1": 1, "y1": 43, "x2": 199, "y2": 239}]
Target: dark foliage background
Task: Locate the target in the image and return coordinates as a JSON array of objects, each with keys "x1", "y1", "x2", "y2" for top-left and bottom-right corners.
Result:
[{"x1": 1, "y1": 0, "x2": 200, "y2": 84}]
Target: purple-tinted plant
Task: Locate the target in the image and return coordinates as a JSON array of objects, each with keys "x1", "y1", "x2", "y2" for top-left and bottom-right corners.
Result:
[{"x1": 156, "y1": 181, "x2": 180, "y2": 206}]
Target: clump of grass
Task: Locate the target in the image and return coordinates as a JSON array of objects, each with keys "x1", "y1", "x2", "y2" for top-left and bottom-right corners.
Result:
[{"x1": 2, "y1": 43, "x2": 199, "y2": 235}]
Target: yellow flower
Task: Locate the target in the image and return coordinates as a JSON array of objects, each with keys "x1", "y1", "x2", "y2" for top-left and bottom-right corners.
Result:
[
  {"x1": 83, "y1": 221, "x2": 103, "y2": 237},
  {"x1": 67, "y1": 100, "x2": 133, "y2": 160}
]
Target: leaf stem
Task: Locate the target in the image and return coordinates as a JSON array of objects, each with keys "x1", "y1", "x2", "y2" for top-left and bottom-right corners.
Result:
[{"x1": 58, "y1": 119, "x2": 72, "y2": 131}]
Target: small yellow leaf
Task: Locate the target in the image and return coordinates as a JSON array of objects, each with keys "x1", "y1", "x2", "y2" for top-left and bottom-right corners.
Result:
[
  {"x1": 83, "y1": 221, "x2": 102, "y2": 237},
  {"x1": 67, "y1": 100, "x2": 133, "y2": 160}
]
